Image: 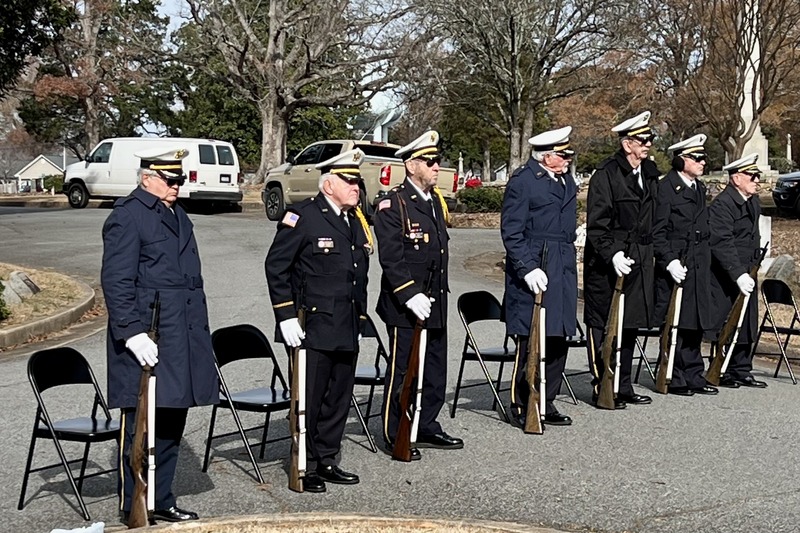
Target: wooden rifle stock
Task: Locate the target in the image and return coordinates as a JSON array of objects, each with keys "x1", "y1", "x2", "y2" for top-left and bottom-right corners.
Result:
[
  {"x1": 705, "y1": 244, "x2": 768, "y2": 385},
  {"x1": 524, "y1": 243, "x2": 547, "y2": 434},
  {"x1": 656, "y1": 254, "x2": 687, "y2": 394},
  {"x1": 129, "y1": 292, "x2": 160, "y2": 529},
  {"x1": 289, "y1": 280, "x2": 307, "y2": 492},
  {"x1": 597, "y1": 275, "x2": 625, "y2": 409},
  {"x1": 393, "y1": 263, "x2": 436, "y2": 462}
]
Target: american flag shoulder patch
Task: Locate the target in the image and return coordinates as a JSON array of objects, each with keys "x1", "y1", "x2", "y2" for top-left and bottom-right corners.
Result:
[
  {"x1": 378, "y1": 199, "x2": 391, "y2": 211},
  {"x1": 281, "y1": 211, "x2": 300, "y2": 227}
]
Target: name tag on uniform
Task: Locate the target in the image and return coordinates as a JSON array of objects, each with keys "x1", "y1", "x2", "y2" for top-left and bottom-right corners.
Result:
[
  {"x1": 317, "y1": 237, "x2": 335, "y2": 251},
  {"x1": 408, "y1": 232, "x2": 423, "y2": 240}
]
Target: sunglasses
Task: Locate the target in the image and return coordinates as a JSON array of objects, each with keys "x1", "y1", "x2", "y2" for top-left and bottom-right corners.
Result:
[
  {"x1": 155, "y1": 173, "x2": 186, "y2": 187},
  {"x1": 684, "y1": 153, "x2": 707, "y2": 163},
  {"x1": 416, "y1": 157, "x2": 442, "y2": 167},
  {"x1": 554, "y1": 151, "x2": 575, "y2": 159},
  {"x1": 742, "y1": 171, "x2": 761, "y2": 181},
  {"x1": 336, "y1": 174, "x2": 361, "y2": 185},
  {"x1": 629, "y1": 134, "x2": 655, "y2": 144}
]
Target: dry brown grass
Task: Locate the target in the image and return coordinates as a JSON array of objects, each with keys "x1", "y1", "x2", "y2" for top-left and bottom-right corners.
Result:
[{"x1": 0, "y1": 263, "x2": 85, "y2": 328}]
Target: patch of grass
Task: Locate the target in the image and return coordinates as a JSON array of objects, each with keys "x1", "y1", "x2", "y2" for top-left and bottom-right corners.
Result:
[{"x1": 0, "y1": 263, "x2": 84, "y2": 328}]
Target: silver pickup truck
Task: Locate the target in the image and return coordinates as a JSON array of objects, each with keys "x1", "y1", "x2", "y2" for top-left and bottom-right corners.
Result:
[{"x1": 261, "y1": 139, "x2": 457, "y2": 220}]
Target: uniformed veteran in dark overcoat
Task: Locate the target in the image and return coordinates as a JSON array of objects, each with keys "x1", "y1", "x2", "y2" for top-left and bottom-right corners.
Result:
[
  {"x1": 501, "y1": 126, "x2": 578, "y2": 428},
  {"x1": 373, "y1": 130, "x2": 463, "y2": 458},
  {"x1": 266, "y1": 148, "x2": 371, "y2": 492},
  {"x1": 101, "y1": 146, "x2": 217, "y2": 524},
  {"x1": 708, "y1": 153, "x2": 766, "y2": 389},
  {"x1": 583, "y1": 111, "x2": 660, "y2": 408},
  {"x1": 652, "y1": 134, "x2": 718, "y2": 396}
]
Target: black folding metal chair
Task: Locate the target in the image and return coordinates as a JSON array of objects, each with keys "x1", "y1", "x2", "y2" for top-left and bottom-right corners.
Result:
[
  {"x1": 752, "y1": 278, "x2": 800, "y2": 384},
  {"x1": 350, "y1": 314, "x2": 389, "y2": 453},
  {"x1": 204, "y1": 324, "x2": 291, "y2": 484},
  {"x1": 633, "y1": 327, "x2": 659, "y2": 384},
  {"x1": 18, "y1": 347, "x2": 120, "y2": 520}
]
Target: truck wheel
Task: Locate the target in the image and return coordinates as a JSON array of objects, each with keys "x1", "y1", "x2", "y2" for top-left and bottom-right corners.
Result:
[
  {"x1": 265, "y1": 186, "x2": 285, "y2": 221},
  {"x1": 67, "y1": 183, "x2": 89, "y2": 209}
]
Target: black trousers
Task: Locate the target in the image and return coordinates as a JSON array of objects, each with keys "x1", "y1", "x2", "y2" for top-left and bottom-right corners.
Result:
[
  {"x1": 587, "y1": 327, "x2": 638, "y2": 396},
  {"x1": 304, "y1": 347, "x2": 356, "y2": 471},
  {"x1": 720, "y1": 341, "x2": 755, "y2": 381},
  {"x1": 382, "y1": 326, "x2": 446, "y2": 443},
  {"x1": 119, "y1": 407, "x2": 188, "y2": 512},
  {"x1": 510, "y1": 336, "x2": 568, "y2": 415},
  {"x1": 668, "y1": 328, "x2": 707, "y2": 389}
]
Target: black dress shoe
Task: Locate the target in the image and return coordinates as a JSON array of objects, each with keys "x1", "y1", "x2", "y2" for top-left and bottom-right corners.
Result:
[
  {"x1": 543, "y1": 412, "x2": 572, "y2": 426},
  {"x1": 317, "y1": 464, "x2": 359, "y2": 485},
  {"x1": 617, "y1": 393, "x2": 652, "y2": 405},
  {"x1": 692, "y1": 385, "x2": 719, "y2": 395},
  {"x1": 302, "y1": 472, "x2": 326, "y2": 493},
  {"x1": 417, "y1": 432, "x2": 464, "y2": 449},
  {"x1": 718, "y1": 375, "x2": 741, "y2": 388},
  {"x1": 737, "y1": 376, "x2": 768, "y2": 388},
  {"x1": 152, "y1": 506, "x2": 199, "y2": 522},
  {"x1": 592, "y1": 394, "x2": 627, "y2": 409},
  {"x1": 668, "y1": 386, "x2": 695, "y2": 396},
  {"x1": 384, "y1": 440, "x2": 421, "y2": 461}
]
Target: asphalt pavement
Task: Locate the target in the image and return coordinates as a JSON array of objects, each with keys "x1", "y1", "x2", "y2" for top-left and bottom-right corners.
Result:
[{"x1": 1, "y1": 206, "x2": 799, "y2": 533}]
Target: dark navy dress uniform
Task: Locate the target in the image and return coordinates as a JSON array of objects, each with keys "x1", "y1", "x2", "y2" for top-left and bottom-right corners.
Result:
[
  {"x1": 583, "y1": 151, "x2": 659, "y2": 397},
  {"x1": 501, "y1": 158, "x2": 577, "y2": 416},
  {"x1": 708, "y1": 184, "x2": 761, "y2": 381},
  {"x1": 652, "y1": 170, "x2": 712, "y2": 390},
  {"x1": 266, "y1": 193, "x2": 369, "y2": 471},
  {"x1": 102, "y1": 187, "x2": 218, "y2": 514},
  {"x1": 373, "y1": 179, "x2": 449, "y2": 444}
]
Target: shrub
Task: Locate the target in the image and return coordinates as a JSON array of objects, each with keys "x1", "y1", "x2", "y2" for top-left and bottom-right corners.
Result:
[
  {"x1": 0, "y1": 280, "x2": 10, "y2": 321},
  {"x1": 43, "y1": 174, "x2": 64, "y2": 193},
  {"x1": 456, "y1": 186, "x2": 505, "y2": 212}
]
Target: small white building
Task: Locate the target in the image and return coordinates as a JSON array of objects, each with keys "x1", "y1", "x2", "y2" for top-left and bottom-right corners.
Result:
[{"x1": 14, "y1": 155, "x2": 63, "y2": 192}]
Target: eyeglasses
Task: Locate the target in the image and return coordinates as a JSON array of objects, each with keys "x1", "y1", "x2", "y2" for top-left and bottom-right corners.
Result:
[
  {"x1": 629, "y1": 134, "x2": 655, "y2": 145},
  {"x1": 416, "y1": 157, "x2": 442, "y2": 167},
  {"x1": 684, "y1": 153, "x2": 707, "y2": 163},
  {"x1": 742, "y1": 171, "x2": 761, "y2": 181},
  {"x1": 154, "y1": 173, "x2": 185, "y2": 187}
]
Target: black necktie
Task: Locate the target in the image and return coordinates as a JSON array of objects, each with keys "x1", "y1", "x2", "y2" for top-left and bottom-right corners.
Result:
[
  {"x1": 555, "y1": 173, "x2": 565, "y2": 187},
  {"x1": 427, "y1": 198, "x2": 436, "y2": 220}
]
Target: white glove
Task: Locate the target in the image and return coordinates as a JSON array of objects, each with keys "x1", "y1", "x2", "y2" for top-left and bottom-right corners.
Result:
[
  {"x1": 125, "y1": 332, "x2": 158, "y2": 367},
  {"x1": 666, "y1": 259, "x2": 687, "y2": 284},
  {"x1": 523, "y1": 268, "x2": 548, "y2": 295},
  {"x1": 736, "y1": 273, "x2": 755, "y2": 295},
  {"x1": 612, "y1": 251, "x2": 635, "y2": 277},
  {"x1": 279, "y1": 318, "x2": 306, "y2": 347},
  {"x1": 405, "y1": 293, "x2": 432, "y2": 321}
]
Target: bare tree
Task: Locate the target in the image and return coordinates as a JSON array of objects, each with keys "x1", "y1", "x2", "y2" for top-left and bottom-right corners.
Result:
[
  {"x1": 183, "y1": 0, "x2": 418, "y2": 182},
  {"x1": 410, "y1": 0, "x2": 630, "y2": 171},
  {"x1": 641, "y1": 0, "x2": 800, "y2": 160}
]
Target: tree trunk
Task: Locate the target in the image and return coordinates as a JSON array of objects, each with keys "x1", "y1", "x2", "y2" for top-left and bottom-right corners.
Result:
[
  {"x1": 482, "y1": 141, "x2": 491, "y2": 182},
  {"x1": 255, "y1": 100, "x2": 287, "y2": 184},
  {"x1": 508, "y1": 126, "x2": 524, "y2": 173}
]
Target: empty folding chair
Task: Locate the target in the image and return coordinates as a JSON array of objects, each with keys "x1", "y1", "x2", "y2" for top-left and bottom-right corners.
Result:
[
  {"x1": 18, "y1": 347, "x2": 120, "y2": 520},
  {"x1": 204, "y1": 324, "x2": 291, "y2": 483},
  {"x1": 752, "y1": 278, "x2": 800, "y2": 384},
  {"x1": 351, "y1": 314, "x2": 389, "y2": 452}
]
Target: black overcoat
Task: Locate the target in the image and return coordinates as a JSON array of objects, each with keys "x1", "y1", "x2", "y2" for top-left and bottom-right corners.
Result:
[
  {"x1": 265, "y1": 194, "x2": 370, "y2": 352},
  {"x1": 583, "y1": 151, "x2": 659, "y2": 329},
  {"x1": 708, "y1": 185, "x2": 761, "y2": 343},
  {"x1": 101, "y1": 187, "x2": 218, "y2": 409},
  {"x1": 652, "y1": 170, "x2": 712, "y2": 330},
  {"x1": 373, "y1": 179, "x2": 449, "y2": 329},
  {"x1": 501, "y1": 158, "x2": 578, "y2": 336}
]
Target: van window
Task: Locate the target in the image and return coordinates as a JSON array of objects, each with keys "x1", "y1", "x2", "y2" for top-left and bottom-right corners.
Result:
[
  {"x1": 199, "y1": 145, "x2": 216, "y2": 165},
  {"x1": 318, "y1": 143, "x2": 343, "y2": 162},
  {"x1": 90, "y1": 142, "x2": 113, "y2": 163},
  {"x1": 216, "y1": 145, "x2": 235, "y2": 165},
  {"x1": 293, "y1": 144, "x2": 324, "y2": 165}
]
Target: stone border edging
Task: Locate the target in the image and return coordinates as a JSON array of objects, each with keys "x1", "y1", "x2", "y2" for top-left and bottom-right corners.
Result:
[
  {"x1": 0, "y1": 280, "x2": 95, "y2": 349},
  {"x1": 118, "y1": 512, "x2": 565, "y2": 533}
]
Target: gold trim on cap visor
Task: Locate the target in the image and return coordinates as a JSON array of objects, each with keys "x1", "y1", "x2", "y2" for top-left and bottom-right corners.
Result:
[
  {"x1": 410, "y1": 147, "x2": 440, "y2": 159},
  {"x1": 149, "y1": 163, "x2": 183, "y2": 170},
  {"x1": 627, "y1": 126, "x2": 652, "y2": 136}
]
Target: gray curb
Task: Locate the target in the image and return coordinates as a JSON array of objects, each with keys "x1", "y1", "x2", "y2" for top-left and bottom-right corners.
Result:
[{"x1": 0, "y1": 280, "x2": 95, "y2": 349}]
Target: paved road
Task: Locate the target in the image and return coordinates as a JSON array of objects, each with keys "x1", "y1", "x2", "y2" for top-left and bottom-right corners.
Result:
[{"x1": 1, "y1": 208, "x2": 799, "y2": 533}]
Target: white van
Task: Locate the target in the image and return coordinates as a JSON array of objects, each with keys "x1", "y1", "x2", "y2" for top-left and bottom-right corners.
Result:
[{"x1": 63, "y1": 137, "x2": 243, "y2": 208}]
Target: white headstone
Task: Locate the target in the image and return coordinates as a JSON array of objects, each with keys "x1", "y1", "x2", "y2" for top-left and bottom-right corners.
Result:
[{"x1": 2, "y1": 282, "x2": 22, "y2": 305}]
